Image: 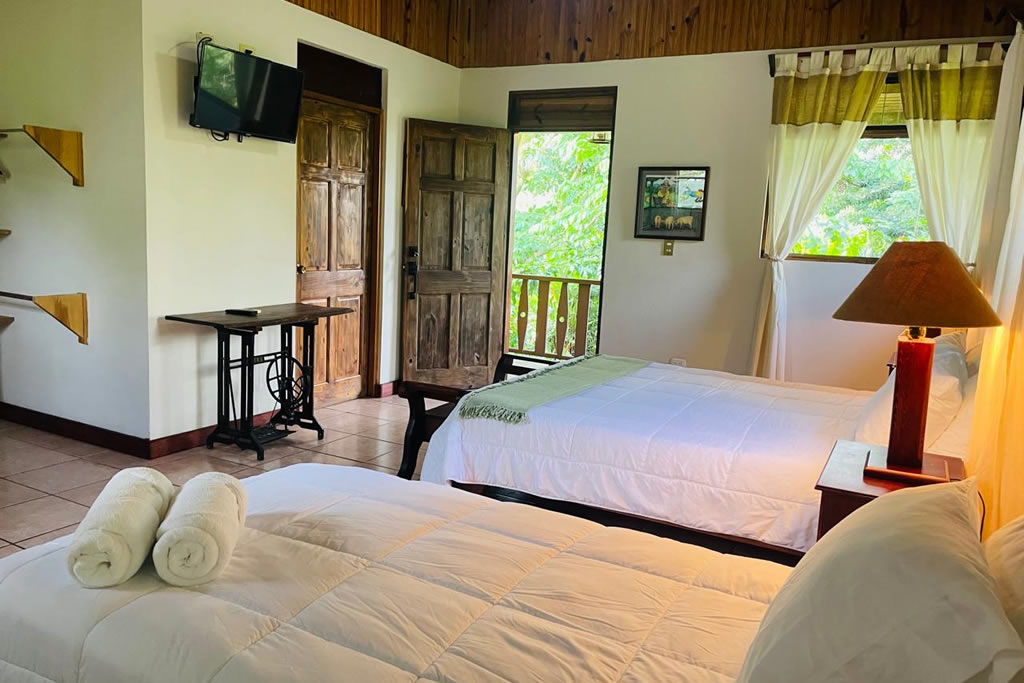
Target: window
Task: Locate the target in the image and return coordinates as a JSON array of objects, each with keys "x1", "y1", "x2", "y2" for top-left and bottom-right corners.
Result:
[{"x1": 785, "y1": 81, "x2": 930, "y2": 261}]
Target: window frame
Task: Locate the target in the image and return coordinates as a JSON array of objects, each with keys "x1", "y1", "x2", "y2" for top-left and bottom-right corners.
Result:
[{"x1": 760, "y1": 122, "x2": 920, "y2": 265}]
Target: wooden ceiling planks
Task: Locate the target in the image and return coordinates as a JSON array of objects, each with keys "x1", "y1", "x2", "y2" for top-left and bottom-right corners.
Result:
[{"x1": 286, "y1": 0, "x2": 1017, "y2": 69}]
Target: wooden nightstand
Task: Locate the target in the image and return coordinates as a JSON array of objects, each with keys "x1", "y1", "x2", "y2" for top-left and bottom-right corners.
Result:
[{"x1": 814, "y1": 440, "x2": 966, "y2": 540}]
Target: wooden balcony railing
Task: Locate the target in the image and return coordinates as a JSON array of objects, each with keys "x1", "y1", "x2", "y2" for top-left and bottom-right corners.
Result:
[{"x1": 506, "y1": 273, "x2": 602, "y2": 360}]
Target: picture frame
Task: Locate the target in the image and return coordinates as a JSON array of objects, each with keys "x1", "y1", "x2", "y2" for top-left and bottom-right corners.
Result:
[{"x1": 634, "y1": 166, "x2": 710, "y2": 241}]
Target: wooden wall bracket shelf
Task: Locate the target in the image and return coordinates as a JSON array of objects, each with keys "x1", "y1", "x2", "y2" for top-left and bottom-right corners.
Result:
[
  {"x1": 0, "y1": 125, "x2": 84, "y2": 187},
  {"x1": 0, "y1": 291, "x2": 88, "y2": 344}
]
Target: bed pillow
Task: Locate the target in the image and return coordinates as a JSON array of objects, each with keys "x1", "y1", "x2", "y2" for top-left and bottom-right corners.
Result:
[
  {"x1": 929, "y1": 374, "x2": 979, "y2": 458},
  {"x1": 737, "y1": 479, "x2": 1024, "y2": 683},
  {"x1": 986, "y1": 515, "x2": 1024, "y2": 642},
  {"x1": 855, "y1": 337, "x2": 968, "y2": 448}
]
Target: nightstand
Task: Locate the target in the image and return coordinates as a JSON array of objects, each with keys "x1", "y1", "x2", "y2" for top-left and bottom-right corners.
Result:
[{"x1": 814, "y1": 440, "x2": 966, "y2": 540}]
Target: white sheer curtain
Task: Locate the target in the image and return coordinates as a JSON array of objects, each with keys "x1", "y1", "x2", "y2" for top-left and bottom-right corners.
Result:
[
  {"x1": 897, "y1": 44, "x2": 1005, "y2": 265},
  {"x1": 752, "y1": 49, "x2": 892, "y2": 379},
  {"x1": 969, "y1": 27, "x2": 1024, "y2": 536}
]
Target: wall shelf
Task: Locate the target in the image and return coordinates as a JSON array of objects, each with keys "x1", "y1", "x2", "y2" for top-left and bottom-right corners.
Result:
[
  {"x1": 0, "y1": 230, "x2": 10, "y2": 237},
  {"x1": 0, "y1": 125, "x2": 84, "y2": 187},
  {"x1": 0, "y1": 315, "x2": 13, "y2": 327},
  {"x1": 0, "y1": 291, "x2": 88, "y2": 344}
]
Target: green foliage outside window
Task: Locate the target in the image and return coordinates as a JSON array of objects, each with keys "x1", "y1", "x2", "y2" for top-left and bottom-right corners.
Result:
[
  {"x1": 509, "y1": 132, "x2": 611, "y2": 356},
  {"x1": 790, "y1": 137, "x2": 929, "y2": 259}
]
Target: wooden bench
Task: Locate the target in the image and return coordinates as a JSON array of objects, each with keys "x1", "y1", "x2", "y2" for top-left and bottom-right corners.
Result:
[{"x1": 396, "y1": 354, "x2": 555, "y2": 479}]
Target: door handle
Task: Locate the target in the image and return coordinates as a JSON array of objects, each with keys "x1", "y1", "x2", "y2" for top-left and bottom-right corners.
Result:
[
  {"x1": 296, "y1": 264, "x2": 307, "y2": 274},
  {"x1": 407, "y1": 260, "x2": 418, "y2": 300},
  {"x1": 406, "y1": 246, "x2": 419, "y2": 300}
]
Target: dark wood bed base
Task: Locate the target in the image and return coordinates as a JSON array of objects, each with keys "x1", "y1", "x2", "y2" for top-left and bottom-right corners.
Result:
[
  {"x1": 397, "y1": 354, "x2": 802, "y2": 567},
  {"x1": 452, "y1": 482, "x2": 801, "y2": 566}
]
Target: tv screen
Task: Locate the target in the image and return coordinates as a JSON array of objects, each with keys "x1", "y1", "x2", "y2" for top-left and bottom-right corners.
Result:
[{"x1": 190, "y1": 42, "x2": 304, "y2": 143}]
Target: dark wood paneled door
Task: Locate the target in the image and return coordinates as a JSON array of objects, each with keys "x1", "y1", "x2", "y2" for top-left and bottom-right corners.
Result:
[
  {"x1": 297, "y1": 96, "x2": 377, "y2": 402},
  {"x1": 402, "y1": 119, "x2": 511, "y2": 388}
]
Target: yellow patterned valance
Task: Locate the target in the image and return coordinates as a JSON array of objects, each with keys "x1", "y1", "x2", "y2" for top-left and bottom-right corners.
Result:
[
  {"x1": 772, "y1": 49, "x2": 892, "y2": 126},
  {"x1": 897, "y1": 44, "x2": 1004, "y2": 122}
]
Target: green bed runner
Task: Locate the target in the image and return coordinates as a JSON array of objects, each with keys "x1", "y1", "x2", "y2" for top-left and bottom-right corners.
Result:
[{"x1": 458, "y1": 355, "x2": 649, "y2": 424}]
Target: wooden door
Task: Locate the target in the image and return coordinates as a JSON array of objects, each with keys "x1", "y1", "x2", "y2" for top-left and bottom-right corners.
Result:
[
  {"x1": 402, "y1": 119, "x2": 511, "y2": 388},
  {"x1": 297, "y1": 96, "x2": 376, "y2": 402}
]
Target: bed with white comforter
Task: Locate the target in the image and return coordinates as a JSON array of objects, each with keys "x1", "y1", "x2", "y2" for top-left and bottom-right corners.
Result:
[
  {"x1": 0, "y1": 464, "x2": 790, "y2": 683},
  {"x1": 424, "y1": 362, "x2": 873, "y2": 552}
]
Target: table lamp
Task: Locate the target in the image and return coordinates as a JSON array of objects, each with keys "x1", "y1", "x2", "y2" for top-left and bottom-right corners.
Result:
[{"x1": 833, "y1": 242, "x2": 1000, "y2": 482}]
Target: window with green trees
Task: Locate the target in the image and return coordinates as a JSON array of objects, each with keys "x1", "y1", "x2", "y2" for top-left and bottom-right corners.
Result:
[
  {"x1": 790, "y1": 135, "x2": 929, "y2": 259},
  {"x1": 508, "y1": 131, "x2": 611, "y2": 357}
]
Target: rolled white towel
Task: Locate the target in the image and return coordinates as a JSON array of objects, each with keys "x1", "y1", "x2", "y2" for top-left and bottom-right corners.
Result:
[
  {"x1": 152, "y1": 472, "x2": 247, "y2": 587},
  {"x1": 66, "y1": 467, "x2": 174, "y2": 588}
]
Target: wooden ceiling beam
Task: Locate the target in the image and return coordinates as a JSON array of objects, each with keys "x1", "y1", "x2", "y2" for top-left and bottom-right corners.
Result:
[{"x1": 286, "y1": 0, "x2": 1018, "y2": 69}]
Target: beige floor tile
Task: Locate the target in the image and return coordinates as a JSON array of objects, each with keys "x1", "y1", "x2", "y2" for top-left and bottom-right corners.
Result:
[
  {"x1": 310, "y1": 435, "x2": 394, "y2": 462},
  {"x1": 148, "y1": 453, "x2": 247, "y2": 486},
  {"x1": 208, "y1": 442, "x2": 304, "y2": 467},
  {"x1": 0, "y1": 447, "x2": 77, "y2": 478},
  {"x1": 0, "y1": 496, "x2": 88, "y2": 544},
  {"x1": 19, "y1": 523, "x2": 78, "y2": 548},
  {"x1": 338, "y1": 399, "x2": 410, "y2": 422},
  {"x1": 365, "y1": 449, "x2": 409, "y2": 472},
  {"x1": 278, "y1": 427, "x2": 348, "y2": 448},
  {"x1": 50, "y1": 440, "x2": 109, "y2": 458},
  {"x1": 0, "y1": 420, "x2": 17, "y2": 433},
  {"x1": 317, "y1": 412, "x2": 389, "y2": 436},
  {"x1": 258, "y1": 451, "x2": 355, "y2": 471},
  {"x1": 84, "y1": 449, "x2": 152, "y2": 469},
  {"x1": 233, "y1": 467, "x2": 264, "y2": 479},
  {"x1": 355, "y1": 420, "x2": 408, "y2": 445},
  {"x1": 0, "y1": 478, "x2": 48, "y2": 508},
  {"x1": 0, "y1": 546, "x2": 19, "y2": 559},
  {"x1": 5, "y1": 428, "x2": 83, "y2": 451},
  {"x1": 58, "y1": 480, "x2": 111, "y2": 507},
  {"x1": 7, "y1": 460, "x2": 118, "y2": 494}
]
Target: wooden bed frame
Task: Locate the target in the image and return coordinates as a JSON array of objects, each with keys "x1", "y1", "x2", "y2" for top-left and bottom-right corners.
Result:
[{"x1": 397, "y1": 354, "x2": 801, "y2": 567}]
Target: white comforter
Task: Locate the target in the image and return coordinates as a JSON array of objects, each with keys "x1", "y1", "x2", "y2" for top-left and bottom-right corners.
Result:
[
  {"x1": 424, "y1": 362, "x2": 872, "y2": 552},
  {"x1": 0, "y1": 464, "x2": 789, "y2": 683}
]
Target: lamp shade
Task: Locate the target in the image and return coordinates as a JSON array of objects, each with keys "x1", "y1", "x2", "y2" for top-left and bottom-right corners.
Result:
[{"x1": 833, "y1": 241, "x2": 1001, "y2": 328}]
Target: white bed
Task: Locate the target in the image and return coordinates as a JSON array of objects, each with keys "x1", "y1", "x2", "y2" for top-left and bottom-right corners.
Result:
[
  {"x1": 0, "y1": 464, "x2": 790, "y2": 683},
  {"x1": 424, "y1": 362, "x2": 880, "y2": 552}
]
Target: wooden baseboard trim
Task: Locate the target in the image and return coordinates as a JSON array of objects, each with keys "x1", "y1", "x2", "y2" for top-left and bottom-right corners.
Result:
[
  {"x1": 0, "y1": 401, "x2": 149, "y2": 458},
  {"x1": 147, "y1": 411, "x2": 275, "y2": 459},
  {"x1": 0, "y1": 402, "x2": 275, "y2": 460},
  {"x1": 372, "y1": 381, "x2": 397, "y2": 398}
]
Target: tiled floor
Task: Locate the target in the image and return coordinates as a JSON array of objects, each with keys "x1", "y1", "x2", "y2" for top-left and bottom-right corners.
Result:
[{"x1": 0, "y1": 395, "x2": 427, "y2": 556}]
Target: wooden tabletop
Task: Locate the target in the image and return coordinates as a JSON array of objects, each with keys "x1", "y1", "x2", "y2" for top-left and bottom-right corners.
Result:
[
  {"x1": 816, "y1": 440, "x2": 966, "y2": 499},
  {"x1": 165, "y1": 303, "x2": 352, "y2": 331}
]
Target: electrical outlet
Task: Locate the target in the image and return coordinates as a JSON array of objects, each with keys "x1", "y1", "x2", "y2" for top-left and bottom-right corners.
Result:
[
  {"x1": 670, "y1": 357, "x2": 687, "y2": 367},
  {"x1": 239, "y1": 43, "x2": 256, "y2": 54},
  {"x1": 195, "y1": 32, "x2": 213, "y2": 44},
  {"x1": 662, "y1": 240, "x2": 674, "y2": 256}
]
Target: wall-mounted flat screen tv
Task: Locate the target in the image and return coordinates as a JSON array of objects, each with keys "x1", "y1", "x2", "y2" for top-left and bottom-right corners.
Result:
[{"x1": 190, "y1": 42, "x2": 304, "y2": 143}]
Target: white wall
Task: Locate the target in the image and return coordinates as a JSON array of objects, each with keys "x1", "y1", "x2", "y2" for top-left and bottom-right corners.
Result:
[
  {"x1": 0, "y1": 0, "x2": 151, "y2": 435},
  {"x1": 459, "y1": 52, "x2": 899, "y2": 390},
  {"x1": 141, "y1": 0, "x2": 461, "y2": 437}
]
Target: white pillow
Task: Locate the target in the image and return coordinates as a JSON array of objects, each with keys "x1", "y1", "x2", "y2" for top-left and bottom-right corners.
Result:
[
  {"x1": 856, "y1": 338, "x2": 968, "y2": 448},
  {"x1": 986, "y1": 515, "x2": 1024, "y2": 642},
  {"x1": 930, "y1": 374, "x2": 979, "y2": 458},
  {"x1": 737, "y1": 479, "x2": 1024, "y2": 683}
]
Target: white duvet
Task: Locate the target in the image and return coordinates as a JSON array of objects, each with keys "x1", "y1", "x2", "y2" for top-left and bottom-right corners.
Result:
[
  {"x1": 424, "y1": 362, "x2": 873, "y2": 552},
  {"x1": 0, "y1": 464, "x2": 789, "y2": 682}
]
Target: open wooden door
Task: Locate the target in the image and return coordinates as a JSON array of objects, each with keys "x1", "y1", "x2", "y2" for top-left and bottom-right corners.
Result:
[
  {"x1": 297, "y1": 95, "x2": 379, "y2": 402},
  {"x1": 402, "y1": 119, "x2": 511, "y2": 388}
]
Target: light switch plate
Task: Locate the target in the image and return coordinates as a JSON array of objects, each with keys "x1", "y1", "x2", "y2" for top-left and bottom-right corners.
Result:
[
  {"x1": 670, "y1": 358, "x2": 687, "y2": 367},
  {"x1": 196, "y1": 32, "x2": 213, "y2": 44},
  {"x1": 662, "y1": 240, "x2": 674, "y2": 256}
]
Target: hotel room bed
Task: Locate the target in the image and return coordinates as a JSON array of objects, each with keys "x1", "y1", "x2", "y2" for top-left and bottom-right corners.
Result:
[
  {"x1": 423, "y1": 361, "x2": 881, "y2": 553},
  {"x1": 0, "y1": 464, "x2": 790, "y2": 683}
]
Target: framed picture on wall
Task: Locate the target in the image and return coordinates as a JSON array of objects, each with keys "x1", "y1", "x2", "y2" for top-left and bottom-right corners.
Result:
[{"x1": 634, "y1": 166, "x2": 710, "y2": 241}]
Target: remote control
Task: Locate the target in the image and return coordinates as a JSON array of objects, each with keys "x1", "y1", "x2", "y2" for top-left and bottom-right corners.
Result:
[{"x1": 225, "y1": 308, "x2": 261, "y2": 317}]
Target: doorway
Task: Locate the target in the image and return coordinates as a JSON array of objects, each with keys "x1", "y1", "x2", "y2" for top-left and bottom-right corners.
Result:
[
  {"x1": 504, "y1": 87, "x2": 616, "y2": 360},
  {"x1": 295, "y1": 45, "x2": 384, "y2": 402}
]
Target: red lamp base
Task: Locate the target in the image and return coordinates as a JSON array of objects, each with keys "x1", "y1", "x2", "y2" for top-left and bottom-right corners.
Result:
[{"x1": 886, "y1": 334, "x2": 934, "y2": 469}]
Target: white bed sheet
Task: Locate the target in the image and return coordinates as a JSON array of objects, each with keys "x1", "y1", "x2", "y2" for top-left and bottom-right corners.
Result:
[
  {"x1": 0, "y1": 464, "x2": 789, "y2": 682},
  {"x1": 424, "y1": 362, "x2": 873, "y2": 552}
]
